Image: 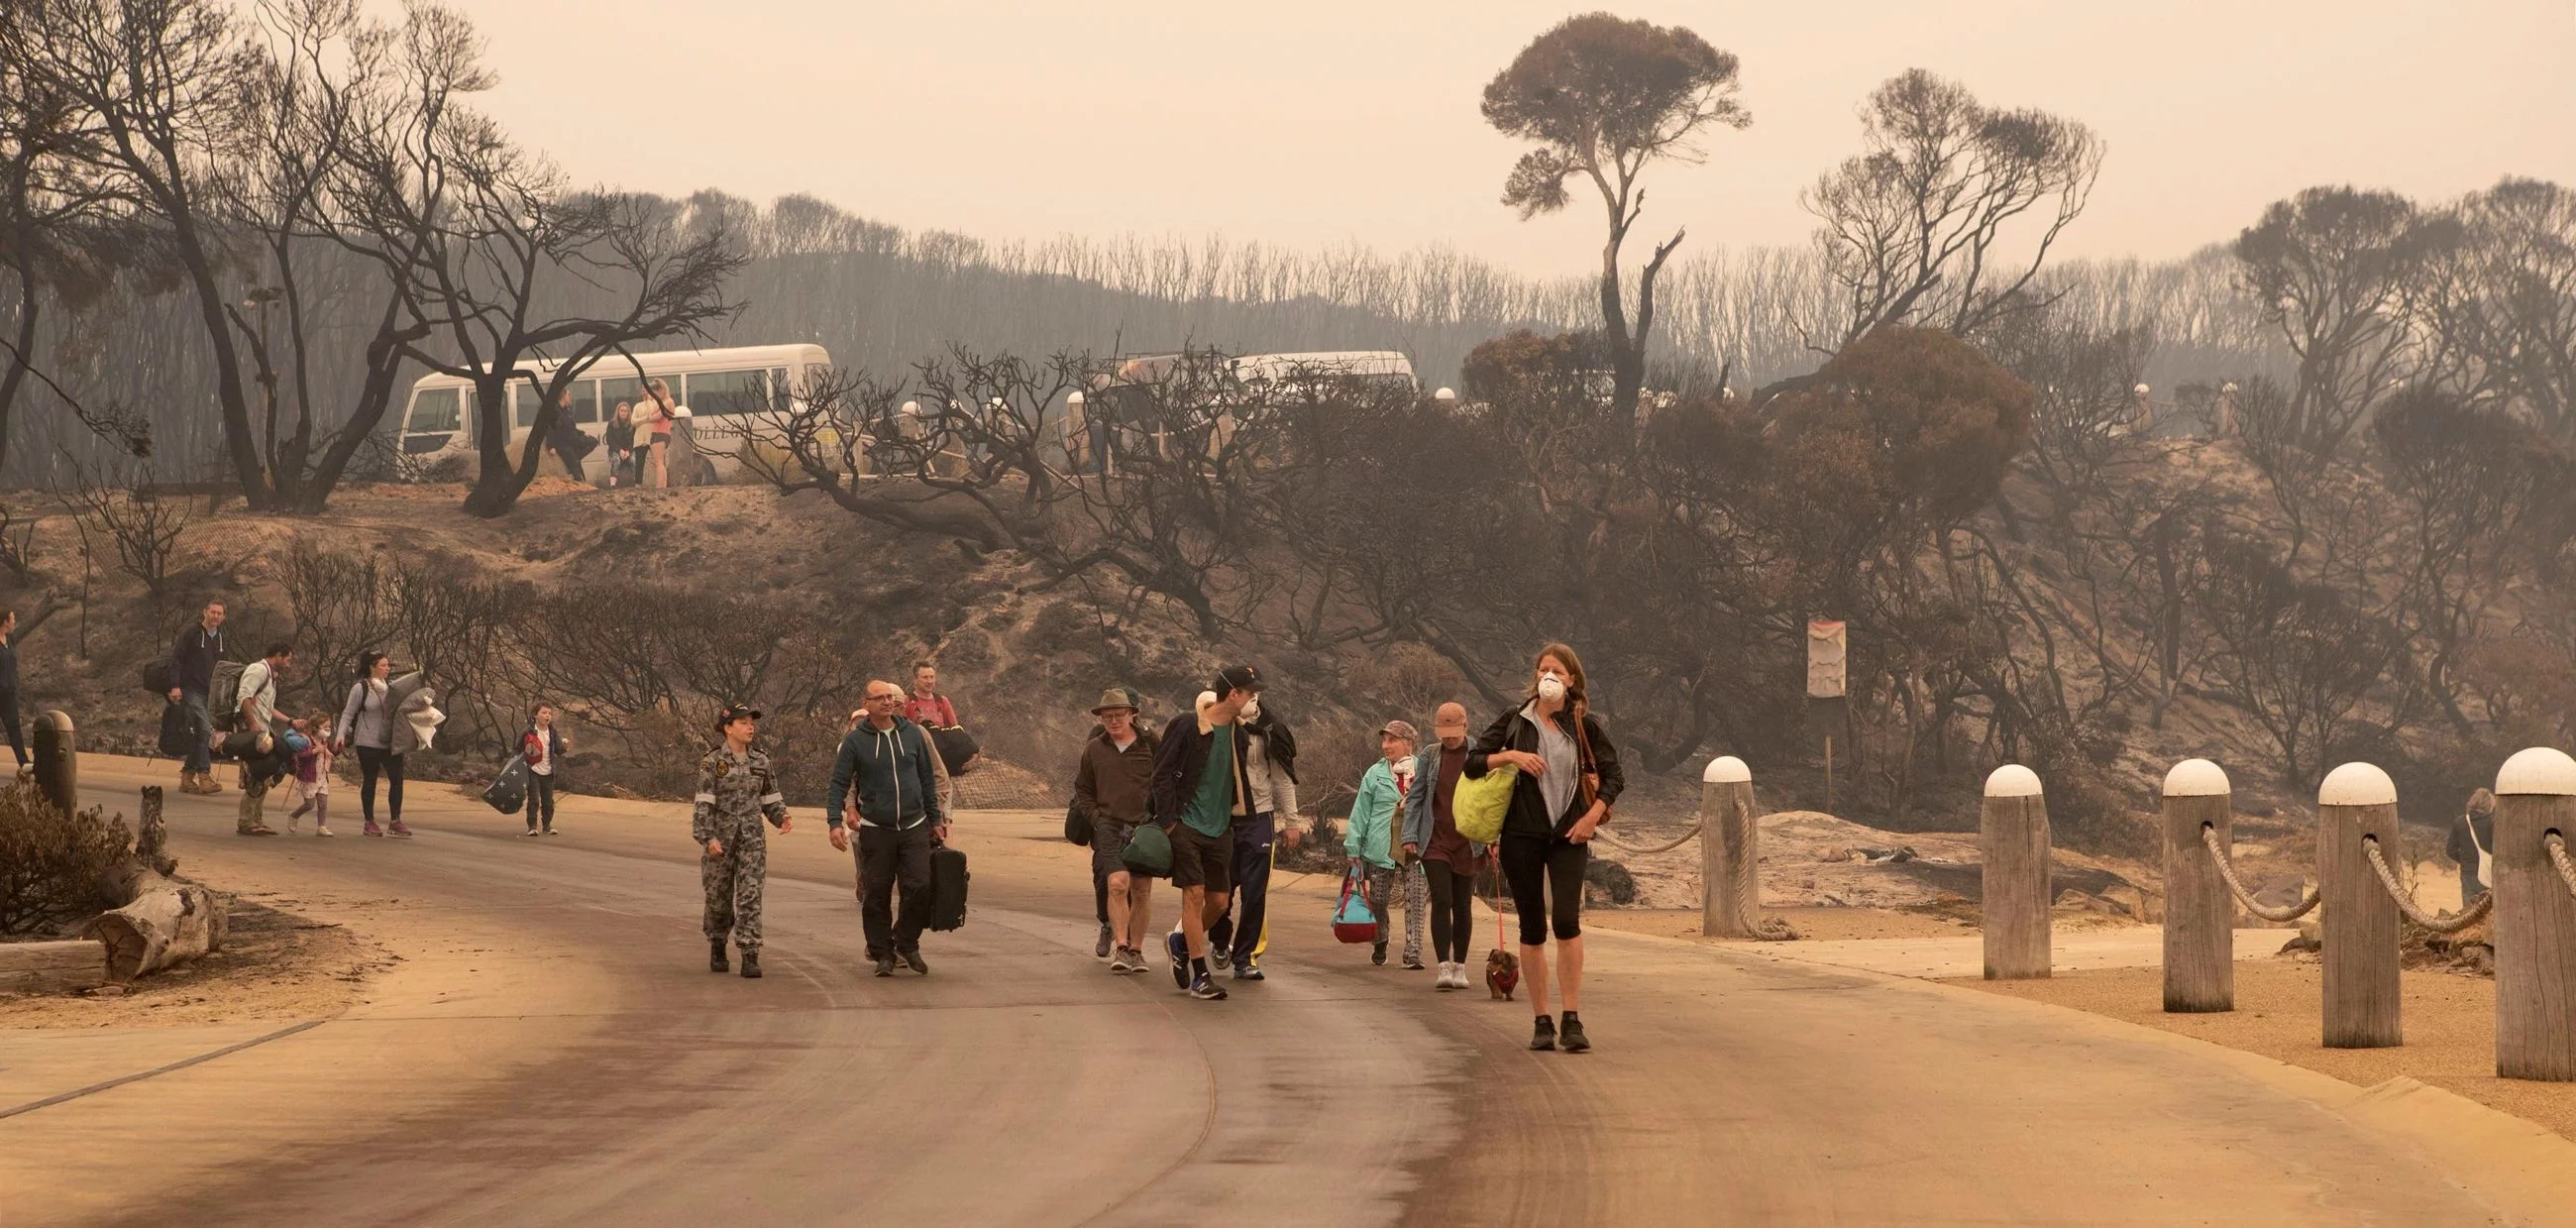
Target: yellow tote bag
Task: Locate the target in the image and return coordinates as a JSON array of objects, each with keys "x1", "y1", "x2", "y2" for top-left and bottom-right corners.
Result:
[{"x1": 1451, "y1": 763, "x2": 1518, "y2": 844}]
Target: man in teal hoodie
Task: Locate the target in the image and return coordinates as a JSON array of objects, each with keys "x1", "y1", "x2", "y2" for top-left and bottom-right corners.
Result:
[{"x1": 828, "y1": 680, "x2": 948, "y2": 976}]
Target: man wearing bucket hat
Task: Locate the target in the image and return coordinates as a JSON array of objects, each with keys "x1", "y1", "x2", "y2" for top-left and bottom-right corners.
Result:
[
  {"x1": 695, "y1": 703, "x2": 792, "y2": 978},
  {"x1": 1074, "y1": 685, "x2": 1160, "y2": 972}
]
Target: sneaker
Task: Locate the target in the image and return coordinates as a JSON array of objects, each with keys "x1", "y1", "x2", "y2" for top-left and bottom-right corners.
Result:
[
  {"x1": 710, "y1": 941, "x2": 729, "y2": 973},
  {"x1": 1232, "y1": 959, "x2": 1265, "y2": 981},
  {"x1": 1371, "y1": 941, "x2": 1387, "y2": 967},
  {"x1": 1530, "y1": 1016, "x2": 1557, "y2": 1052},
  {"x1": 364, "y1": 819, "x2": 382, "y2": 837},
  {"x1": 901, "y1": 949, "x2": 929, "y2": 975},
  {"x1": 239, "y1": 824, "x2": 277, "y2": 837},
  {"x1": 1403, "y1": 956, "x2": 1425, "y2": 971},
  {"x1": 740, "y1": 950, "x2": 763, "y2": 979},
  {"x1": 873, "y1": 954, "x2": 897, "y2": 977},
  {"x1": 1188, "y1": 973, "x2": 1229, "y2": 1001},
  {"x1": 1096, "y1": 923, "x2": 1115, "y2": 959},
  {"x1": 387, "y1": 820, "x2": 413, "y2": 837},
  {"x1": 1559, "y1": 1014, "x2": 1590, "y2": 1054},
  {"x1": 1109, "y1": 949, "x2": 1135, "y2": 973},
  {"x1": 314, "y1": 826, "x2": 335, "y2": 837},
  {"x1": 1166, "y1": 928, "x2": 1190, "y2": 991},
  {"x1": 544, "y1": 826, "x2": 559, "y2": 837},
  {"x1": 1436, "y1": 961, "x2": 1455, "y2": 990},
  {"x1": 524, "y1": 827, "x2": 543, "y2": 837}
]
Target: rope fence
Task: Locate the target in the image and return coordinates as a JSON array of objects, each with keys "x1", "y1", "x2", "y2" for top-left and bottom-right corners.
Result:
[
  {"x1": 2362, "y1": 837, "x2": 2494, "y2": 934},
  {"x1": 2200, "y1": 824, "x2": 2320, "y2": 923},
  {"x1": 1591, "y1": 821, "x2": 1705, "y2": 856}
]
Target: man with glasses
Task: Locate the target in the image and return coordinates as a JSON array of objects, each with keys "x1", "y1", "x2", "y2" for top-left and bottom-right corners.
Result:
[{"x1": 828, "y1": 680, "x2": 949, "y2": 976}]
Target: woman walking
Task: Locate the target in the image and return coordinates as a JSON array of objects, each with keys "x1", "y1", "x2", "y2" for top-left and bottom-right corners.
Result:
[
  {"x1": 1464, "y1": 643, "x2": 1623, "y2": 1053},
  {"x1": 1404, "y1": 703, "x2": 1483, "y2": 990},
  {"x1": 1344, "y1": 721, "x2": 1418, "y2": 968},
  {"x1": 0, "y1": 610, "x2": 26, "y2": 773},
  {"x1": 522, "y1": 702, "x2": 568, "y2": 837},
  {"x1": 336, "y1": 651, "x2": 412, "y2": 837}
]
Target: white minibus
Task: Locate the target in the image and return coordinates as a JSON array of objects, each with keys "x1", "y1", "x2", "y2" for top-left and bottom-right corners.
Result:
[{"x1": 396, "y1": 343, "x2": 831, "y2": 483}]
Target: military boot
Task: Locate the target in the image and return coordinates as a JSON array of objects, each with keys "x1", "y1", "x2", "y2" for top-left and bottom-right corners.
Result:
[
  {"x1": 709, "y1": 940, "x2": 728, "y2": 973},
  {"x1": 739, "y1": 949, "x2": 762, "y2": 979}
]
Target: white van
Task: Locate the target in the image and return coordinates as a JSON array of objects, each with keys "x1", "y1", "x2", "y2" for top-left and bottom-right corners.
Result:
[{"x1": 396, "y1": 343, "x2": 832, "y2": 482}]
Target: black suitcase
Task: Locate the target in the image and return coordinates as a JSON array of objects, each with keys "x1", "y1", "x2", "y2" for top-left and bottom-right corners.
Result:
[
  {"x1": 158, "y1": 701, "x2": 196, "y2": 758},
  {"x1": 927, "y1": 844, "x2": 969, "y2": 932}
]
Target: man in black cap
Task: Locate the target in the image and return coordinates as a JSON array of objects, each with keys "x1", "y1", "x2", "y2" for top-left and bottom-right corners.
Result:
[
  {"x1": 1147, "y1": 664, "x2": 1262, "y2": 1001},
  {"x1": 828, "y1": 679, "x2": 948, "y2": 976}
]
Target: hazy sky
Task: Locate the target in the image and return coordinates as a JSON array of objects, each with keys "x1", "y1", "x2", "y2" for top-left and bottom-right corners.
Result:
[{"x1": 448, "y1": 1, "x2": 2575, "y2": 278}]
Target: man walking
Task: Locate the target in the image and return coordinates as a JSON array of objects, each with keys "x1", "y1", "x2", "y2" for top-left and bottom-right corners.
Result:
[
  {"x1": 1149, "y1": 664, "x2": 1262, "y2": 1002},
  {"x1": 695, "y1": 704, "x2": 792, "y2": 978},
  {"x1": 1074, "y1": 686, "x2": 1159, "y2": 972},
  {"x1": 233, "y1": 642, "x2": 297, "y2": 836},
  {"x1": 165, "y1": 601, "x2": 228, "y2": 795},
  {"x1": 1206, "y1": 692, "x2": 1298, "y2": 980},
  {"x1": 829, "y1": 680, "x2": 948, "y2": 976},
  {"x1": 905, "y1": 662, "x2": 973, "y2": 805}
]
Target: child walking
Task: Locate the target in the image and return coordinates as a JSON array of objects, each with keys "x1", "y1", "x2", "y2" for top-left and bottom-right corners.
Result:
[
  {"x1": 284, "y1": 720, "x2": 336, "y2": 837},
  {"x1": 522, "y1": 702, "x2": 569, "y2": 837}
]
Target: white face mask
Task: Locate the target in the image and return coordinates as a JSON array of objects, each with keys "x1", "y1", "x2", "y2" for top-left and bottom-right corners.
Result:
[
  {"x1": 1537, "y1": 675, "x2": 1567, "y2": 703},
  {"x1": 1240, "y1": 697, "x2": 1260, "y2": 721}
]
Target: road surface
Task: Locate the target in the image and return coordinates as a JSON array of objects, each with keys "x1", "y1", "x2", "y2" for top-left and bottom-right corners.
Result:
[{"x1": 4, "y1": 755, "x2": 2570, "y2": 1226}]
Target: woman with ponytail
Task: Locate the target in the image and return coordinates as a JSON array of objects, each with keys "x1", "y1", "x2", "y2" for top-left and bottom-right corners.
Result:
[{"x1": 1463, "y1": 642, "x2": 1623, "y2": 1054}]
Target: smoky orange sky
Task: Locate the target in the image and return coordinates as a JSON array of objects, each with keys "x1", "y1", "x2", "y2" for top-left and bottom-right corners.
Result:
[{"x1": 447, "y1": 0, "x2": 2576, "y2": 276}]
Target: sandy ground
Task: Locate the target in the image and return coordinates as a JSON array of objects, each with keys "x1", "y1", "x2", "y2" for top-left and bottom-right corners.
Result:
[
  {"x1": 1959, "y1": 957, "x2": 2576, "y2": 1143},
  {"x1": 0, "y1": 894, "x2": 382, "y2": 1030},
  {"x1": 1587, "y1": 904, "x2": 1975, "y2": 942}
]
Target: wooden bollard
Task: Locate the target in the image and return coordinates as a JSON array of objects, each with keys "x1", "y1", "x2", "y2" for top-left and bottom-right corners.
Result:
[
  {"x1": 32, "y1": 710, "x2": 75, "y2": 817},
  {"x1": 2318, "y1": 762, "x2": 2401, "y2": 1049},
  {"x1": 1700, "y1": 756, "x2": 1760, "y2": 938},
  {"x1": 2494, "y1": 747, "x2": 2576, "y2": 1081},
  {"x1": 1981, "y1": 764, "x2": 2050, "y2": 979},
  {"x1": 2163, "y1": 758, "x2": 2234, "y2": 1012}
]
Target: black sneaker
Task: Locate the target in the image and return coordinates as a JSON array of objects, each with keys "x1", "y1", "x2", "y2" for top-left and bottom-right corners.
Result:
[
  {"x1": 739, "y1": 950, "x2": 762, "y2": 979},
  {"x1": 1096, "y1": 924, "x2": 1115, "y2": 959},
  {"x1": 901, "y1": 949, "x2": 929, "y2": 975},
  {"x1": 1530, "y1": 1016, "x2": 1557, "y2": 1052},
  {"x1": 709, "y1": 941, "x2": 728, "y2": 973},
  {"x1": 1371, "y1": 941, "x2": 1387, "y2": 966},
  {"x1": 1558, "y1": 1014, "x2": 1590, "y2": 1053},
  {"x1": 1167, "y1": 929, "x2": 1190, "y2": 990},
  {"x1": 1189, "y1": 973, "x2": 1229, "y2": 1001},
  {"x1": 873, "y1": 953, "x2": 897, "y2": 977}
]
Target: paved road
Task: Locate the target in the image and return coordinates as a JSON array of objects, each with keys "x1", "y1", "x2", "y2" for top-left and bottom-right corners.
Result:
[{"x1": 5, "y1": 757, "x2": 2568, "y2": 1226}]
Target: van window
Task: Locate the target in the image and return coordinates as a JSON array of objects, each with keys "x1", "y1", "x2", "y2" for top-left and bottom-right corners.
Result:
[
  {"x1": 685, "y1": 369, "x2": 768, "y2": 416},
  {"x1": 406, "y1": 387, "x2": 465, "y2": 432}
]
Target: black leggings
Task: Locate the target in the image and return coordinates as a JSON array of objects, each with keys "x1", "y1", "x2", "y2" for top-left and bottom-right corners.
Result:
[
  {"x1": 1423, "y1": 857, "x2": 1476, "y2": 963},
  {"x1": 356, "y1": 746, "x2": 404, "y2": 822},
  {"x1": 1499, "y1": 834, "x2": 1587, "y2": 947},
  {"x1": 528, "y1": 772, "x2": 556, "y2": 830}
]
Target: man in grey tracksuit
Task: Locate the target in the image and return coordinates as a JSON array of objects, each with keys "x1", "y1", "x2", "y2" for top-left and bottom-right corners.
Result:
[{"x1": 828, "y1": 679, "x2": 948, "y2": 976}]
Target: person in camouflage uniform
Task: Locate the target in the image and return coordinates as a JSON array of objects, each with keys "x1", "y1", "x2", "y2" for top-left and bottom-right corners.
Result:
[{"x1": 696, "y1": 703, "x2": 792, "y2": 978}]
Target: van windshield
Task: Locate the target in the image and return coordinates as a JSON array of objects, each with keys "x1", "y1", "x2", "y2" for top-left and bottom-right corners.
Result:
[{"x1": 406, "y1": 388, "x2": 465, "y2": 433}]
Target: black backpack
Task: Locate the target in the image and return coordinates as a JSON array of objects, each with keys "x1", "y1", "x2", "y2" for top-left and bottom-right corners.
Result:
[{"x1": 209, "y1": 661, "x2": 250, "y2": 732}]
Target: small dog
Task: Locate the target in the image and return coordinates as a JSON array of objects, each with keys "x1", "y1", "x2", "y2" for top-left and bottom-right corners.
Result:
[{"x1": 1486, "y1": 948, "x2": 1520, "y2": 1000}]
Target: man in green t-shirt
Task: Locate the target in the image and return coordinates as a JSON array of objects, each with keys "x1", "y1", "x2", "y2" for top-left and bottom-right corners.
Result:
[{"x1": 1147, "y1": 664, "x2": 1263, "y2": 1001}]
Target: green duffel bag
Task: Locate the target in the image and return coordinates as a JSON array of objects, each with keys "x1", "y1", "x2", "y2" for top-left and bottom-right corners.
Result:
[
  {"x1": 1122, "y1": 822, "x2": 1174, "y2": 878},
  {"x1": 1452, "y1": 763, "x2": 1519, "y2": 845}
]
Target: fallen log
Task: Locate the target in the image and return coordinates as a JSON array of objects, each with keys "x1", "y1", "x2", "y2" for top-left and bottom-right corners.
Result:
[
  {"x1": 83, "y1": 861, "x2": 226, "y2": 981},
  {"x1": 0, "y1": 939, "x2": 109, "y2": 994}
]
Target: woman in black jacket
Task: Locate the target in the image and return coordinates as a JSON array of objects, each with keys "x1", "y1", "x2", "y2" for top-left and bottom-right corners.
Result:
[{"x1": 1464, "y1": 641, "x2": 1623, "y2": 1054}]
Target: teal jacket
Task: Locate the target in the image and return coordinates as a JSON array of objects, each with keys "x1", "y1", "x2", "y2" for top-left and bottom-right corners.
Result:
[{"x1": 1344, "y1": 759, "x2": 1404, "y2": 869}]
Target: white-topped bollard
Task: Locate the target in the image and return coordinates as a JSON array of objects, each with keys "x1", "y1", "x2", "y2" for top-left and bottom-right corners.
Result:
[
  {"x1": 2163, "y1": 758, "x2": 2233, "y2": 1012},
  {"x1": 1700, "y1": 756, "x2": 1761, "y2": 938},
  {"x1": 2318, "y1": 762, "x2": 2401, "y2": 1049},
  {"x1": 1981, "y1": 765, "x2": 2050, "y2": 979},
  {"x1": 2494, "y1": 747, "x2": 2576, "y2": 1081}
]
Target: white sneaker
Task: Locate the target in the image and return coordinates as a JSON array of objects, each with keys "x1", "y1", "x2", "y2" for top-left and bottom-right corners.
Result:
[{"x1": 314, "y1": 826, "x2": 335, "y2": 837}]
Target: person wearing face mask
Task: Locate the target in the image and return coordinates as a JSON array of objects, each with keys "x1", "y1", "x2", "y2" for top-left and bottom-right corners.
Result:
[
  {"x1": 1465, "y1": 642, "x2": 1624, "y2": 1053},
  {"x1": 1405, "y1": 703, "x2": 1484, "y2": 990},
  {"x1": 1204, "y1": 689, "x2": 1299, "y2": 980}
]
